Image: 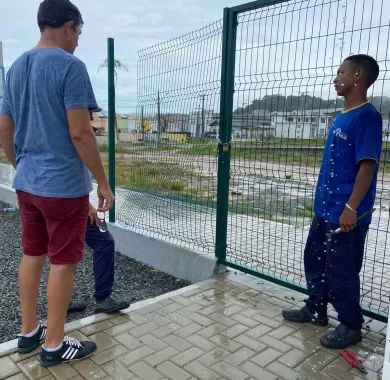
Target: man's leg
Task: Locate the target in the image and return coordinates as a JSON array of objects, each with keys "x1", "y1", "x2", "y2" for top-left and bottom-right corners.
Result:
[
  {"x1": 19, "y1": 255, "x2": 46, "y2": 334},
  {"x1": 16, "y1": 190, "x2": 49, "y2": 351},
  {"x1": 84, "y1": 222, "x2": 129, "y2": 313},
  {"x1": 85, "y1": 222, "x2": 114, "y2": 302},
  {"x1": 282, "y1": 215, "x2": 329, "y2": 325},
  {"x1": 38, "y1": 195, "x2": 97, "y2": 366},
  {"x1": 45, "y1": 263, "x2": 77, "y2": 348},
  {"x1": 320, "y1": 224, "x2": 368, "y2": 348},
  {"x1": 303, "y1": 215, "x2": 331, "y2": 318},
  {"x1": 328, "y1": 225, "x2": 367, "y2": 328}
]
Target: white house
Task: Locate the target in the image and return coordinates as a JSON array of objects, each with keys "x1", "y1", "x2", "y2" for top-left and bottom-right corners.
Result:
[
  {"x1": 188, "y1": 110, "x2": 217, "y2": 137},
  {"x1": 207, "y1": 110, "x2": 272, "y2": 139},
  {"x1": 271, "y1": 109, "x2": 337, "y2": 139}
]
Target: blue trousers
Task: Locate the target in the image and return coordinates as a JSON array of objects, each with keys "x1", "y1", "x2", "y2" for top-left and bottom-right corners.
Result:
[
  {"x1": 84, "y1": 222, "x2": 115, "y2": 303},
  {"x1": 304, "y1": 215, "x2": 368, "y2": 330}
]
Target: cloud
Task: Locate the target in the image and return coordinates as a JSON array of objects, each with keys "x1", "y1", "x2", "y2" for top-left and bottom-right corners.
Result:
[{"x1": 0, "y1": 0, "x2": 254, "y2": 112}]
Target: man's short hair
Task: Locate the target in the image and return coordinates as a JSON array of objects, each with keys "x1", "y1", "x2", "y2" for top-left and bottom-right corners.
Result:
[
  {"x1": 344, "y1": 54, "x2": 380, "y2": 88},
  {"x1": 37, "y1": 0, "x2": 83, "y2": 31}
]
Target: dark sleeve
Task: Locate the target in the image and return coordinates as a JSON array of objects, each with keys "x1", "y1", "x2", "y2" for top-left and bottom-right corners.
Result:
[
  {"x1": 354, "y1": 111, "x2": 382, "y2": 164},
  {"x1": 63, "y1": 59, "x2": 98, "y2": 110}
]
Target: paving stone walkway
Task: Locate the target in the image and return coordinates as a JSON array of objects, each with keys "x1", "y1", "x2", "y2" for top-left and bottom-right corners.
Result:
[{"x1": 0, "y1": 272, "x2": 385, "y2": 380}]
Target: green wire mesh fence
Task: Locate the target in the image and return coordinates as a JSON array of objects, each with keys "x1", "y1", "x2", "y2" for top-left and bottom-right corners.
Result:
[
  {"x1": 115, "y1": 0, "x2": 389, "y2": 320},
  {"x1": 224, "y1": 0, "x2": 390, "y2": 319},
  {"x1": 116, "y1": 20, "x2": 223, "y2": 254}
]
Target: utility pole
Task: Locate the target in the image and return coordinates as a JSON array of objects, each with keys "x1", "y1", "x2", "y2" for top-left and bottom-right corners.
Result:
[
  {"x1": 140, "y1": 105, "x2": 144, "y2": 133},
  {"x1": 0, "y1": 41, "x2": 5, "y2": 105},
  {"x1": 157, "y1": 91, "x2": 161, "y2": 147},
  {"x1": 201, "y1": 94, "x2": 205, "y2": 138},
  {"x1": 195, "y1": 110, "x2": 200, "y2": 138}
]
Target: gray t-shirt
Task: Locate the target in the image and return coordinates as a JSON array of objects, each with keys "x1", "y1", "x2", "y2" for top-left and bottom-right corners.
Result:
[{"x1": 0, "y1": 47, "x2": 97, "y2": 197}]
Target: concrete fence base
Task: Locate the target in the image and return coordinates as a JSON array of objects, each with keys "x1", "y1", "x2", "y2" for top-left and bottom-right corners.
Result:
[{"x1": 0, "y1": 185, "x2": 216, "y2": 283}]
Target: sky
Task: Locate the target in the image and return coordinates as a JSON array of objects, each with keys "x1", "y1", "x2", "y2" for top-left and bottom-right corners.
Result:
[
  {"x1": 1, "y1": 0, "x2": 389, "y2": 114},
  {"x1": 0, "y1": 0, "x2": 243, "y2": 112}
]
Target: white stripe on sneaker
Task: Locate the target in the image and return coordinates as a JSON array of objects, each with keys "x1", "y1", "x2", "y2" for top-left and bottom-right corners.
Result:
[
  {"x1": 69, "y1": 348, "x2": 79, "y2": 360},
  {"x1": 62, "y1": 347, "x2": 72, "y2": 359},
  {"x1": 66, "y1": 348, "x2": 76, "y2": 360},
  {"x1": 39, "y1": 329, "x2": 47, "y2": 341},
  {"x1": 66, "y1": 348, "x2": 74, "y2": 360}
]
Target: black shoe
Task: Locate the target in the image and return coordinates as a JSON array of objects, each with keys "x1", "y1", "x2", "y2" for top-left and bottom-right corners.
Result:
[
  {"x1": 40, "y1": 336, "x2": 97, "y2": 367},
  {"x1": 67, "y1": 301, "x2": 87, "y2": 313},
  {"x1": 94, "y1": 296, "x2": 130, "y2": 314},
  {"x1": 320, "y1": 323, "x2": 362, "y2": 349},
  {"x1": 17, "y1": 321, "x2": 47, "y2": 354},
  {"x1": 282, "y1": 306, "x2": 328, "y2": 326}
]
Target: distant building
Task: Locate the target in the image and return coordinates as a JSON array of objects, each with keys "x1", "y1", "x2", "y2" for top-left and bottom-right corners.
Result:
[
  {"x1": 188, "y1": 110, "x2": 217, "y2": 137},
  {"x1": 271, "y1": 109, "x2": 338, "y2": 139},
  {"x1": 208, "y1": 110, "x2": 272, "y2": 139},
  {"x1": 90, "y1": 111, "x2": 139, "y2": 135},
  {"x1": 116, "y1": 113, "x2": 138, "y2": 132}
]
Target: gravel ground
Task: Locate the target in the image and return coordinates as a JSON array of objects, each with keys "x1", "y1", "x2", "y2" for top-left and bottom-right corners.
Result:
[{"x1": 0, "y1": 202, "x2": 191, "y2": 344}]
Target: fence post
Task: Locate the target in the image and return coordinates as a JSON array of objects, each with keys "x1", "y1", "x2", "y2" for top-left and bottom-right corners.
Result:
[
  {"x1": 215, "y1": 8, "x2": 237, "y2": 265},
  {"x1": 107, "y1": 37, "x2": 116, "y2": 223}
]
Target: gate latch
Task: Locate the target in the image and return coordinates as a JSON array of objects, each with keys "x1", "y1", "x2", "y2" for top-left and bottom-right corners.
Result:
[{"x1": 216, "y1": 135, "x2": 234, "y2": 153}]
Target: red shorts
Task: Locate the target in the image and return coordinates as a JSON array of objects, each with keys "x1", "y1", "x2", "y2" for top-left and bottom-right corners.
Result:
[{"x1": 16, "y1": 190, "x2": 89, "y2": 265}]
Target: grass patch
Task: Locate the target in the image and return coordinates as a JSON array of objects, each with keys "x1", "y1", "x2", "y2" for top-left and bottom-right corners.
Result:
[{"x1": 114, "y1": 159, "x2": 205, "y2": 197}]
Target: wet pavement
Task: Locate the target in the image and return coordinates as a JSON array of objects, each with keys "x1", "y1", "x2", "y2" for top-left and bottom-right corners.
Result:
[{"x1": 0, "y1": 272, "x2": 385, "y2": 380}]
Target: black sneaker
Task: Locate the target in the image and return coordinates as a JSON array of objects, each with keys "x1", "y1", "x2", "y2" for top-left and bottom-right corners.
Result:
[
  {"x1": 282, "y1": 306, "x2": 328, "y2": 326},
  {"x1": 95, "y1": 296, "x2": 130, "y2": 314},
  {"x1": 67, "y1": 301, "x2": 87, "y2": 313},
  {"x1": 17, "y1": 321, "x2": 47, "y2": 354},
  {"x1": 40, "y1": 336, "x2": 97, "y2": 367},
  {"x1": 320, "y1": 323, "x2": 362, "y2": 349}
]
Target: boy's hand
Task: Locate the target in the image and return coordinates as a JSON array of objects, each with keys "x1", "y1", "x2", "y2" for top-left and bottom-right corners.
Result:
[
  {"x1": 88, "y1": 204, "x2": 100, "y2": 225},
  {"x1": 339, "y1": 208, "x2": 357, "y2": 232}
]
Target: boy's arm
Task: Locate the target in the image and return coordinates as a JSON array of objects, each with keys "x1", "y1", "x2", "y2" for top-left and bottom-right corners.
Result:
[
  {"x1": 339, "y1": 159, "x2": 377, "y2": 232},
  {"x1": 0, "y1": 115, "x2": 16, "y2": 168}
]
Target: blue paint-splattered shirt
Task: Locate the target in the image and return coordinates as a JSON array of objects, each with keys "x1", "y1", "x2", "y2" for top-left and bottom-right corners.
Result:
[{"x1": 314, "y1": 103, "x2": 382, "y2": 225}]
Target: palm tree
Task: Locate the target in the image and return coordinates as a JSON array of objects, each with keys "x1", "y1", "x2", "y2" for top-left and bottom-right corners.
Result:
[
  {"x1": 98, "y1": 59, "x2": 129, "y2": 138},
  {"x1": 98, "y1": 59, "x2": 128, "y2": 82}
]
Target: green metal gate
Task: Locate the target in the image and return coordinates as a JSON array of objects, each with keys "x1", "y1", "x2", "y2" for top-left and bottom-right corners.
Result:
[
  {"x1": 215, "y1": 0, "x2": 390, "y2": 322},
  {"x1": 113, "y1": 0, "x2": 390, "y2": 322}
]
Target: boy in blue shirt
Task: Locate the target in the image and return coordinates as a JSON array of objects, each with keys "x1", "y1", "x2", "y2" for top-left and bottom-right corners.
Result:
[
  {"x1": 67, "y1": 109, "x2": 129, "y2": 315},
  {"x1": 68, "y1": 202, "x2": 130, "y2": 314},
  {"x1": 282, "y1": 54, "x2": 382, "y2": 349}
]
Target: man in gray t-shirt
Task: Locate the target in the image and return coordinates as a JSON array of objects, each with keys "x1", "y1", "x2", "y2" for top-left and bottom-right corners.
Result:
[{"x1": 0, "y1": 0, "x2": 114, "y2": 366}]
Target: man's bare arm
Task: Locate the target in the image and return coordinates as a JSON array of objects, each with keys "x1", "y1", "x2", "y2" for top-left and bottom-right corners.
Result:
[
  {"x1": 339, "y1": 160, "x2": 377, "y2": 231},
  {"x1": 347, "y1": 160, "x2": 377, "y2": 210},
  {"x1": 0, "y1": 115, "x2": 16, "y2": 168},
  {"x1": 67, "y1": 108, "x2": 114, "y2": 211}
]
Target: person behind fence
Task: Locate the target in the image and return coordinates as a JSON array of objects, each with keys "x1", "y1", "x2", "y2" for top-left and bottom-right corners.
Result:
[
  {"x1": 66, "y1": 109, "x2": 129, "y2": 315},
  {"x1": 282, "y1": 54, "x2": 382, "y2": 349},
  {"x1": 0, "y1": 0, "x2": 114, "y2": 367},
  {"x1": 67, "y1": 201, "x2": 130, "y2": 314}
]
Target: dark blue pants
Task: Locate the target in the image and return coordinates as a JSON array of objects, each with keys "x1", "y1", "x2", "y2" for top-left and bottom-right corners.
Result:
[
  {"x1": 84, "y1": 222, "x2": 115, "y2": 303},
  {"x1": 304, "y1": 215, "x2": 368, "y2": 330}
]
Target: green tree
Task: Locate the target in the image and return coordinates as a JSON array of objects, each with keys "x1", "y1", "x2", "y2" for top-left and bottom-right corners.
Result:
[
  {"x1": 98, "y1": 59, "x2": 129, "y2": 138},
  {"x1": 98, "y1": 59, "x2": 128, "y2": 82}
]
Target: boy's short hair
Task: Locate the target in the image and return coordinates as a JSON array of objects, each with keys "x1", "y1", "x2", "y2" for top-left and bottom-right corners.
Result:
[
  {"x1": 344, "y1": 54, "x2": 380, "y2": 88},
  {"x1": 37, "y1": 0, "x2": 83, "y2": 31}
]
